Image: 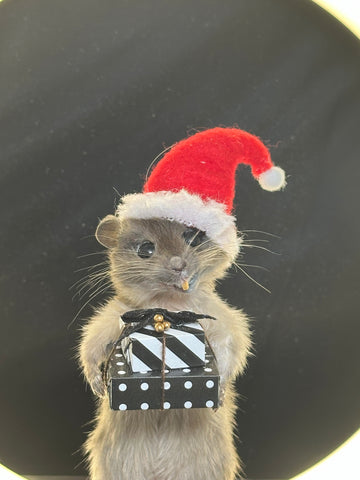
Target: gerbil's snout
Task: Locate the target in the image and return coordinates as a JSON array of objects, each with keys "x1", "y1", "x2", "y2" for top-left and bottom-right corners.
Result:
[
  {"x1": 169, "y1": 256, "x2": 192, "y2": 292},
  {"x1": 169, "y1": 256, "x2": 186, "y2": 272}
]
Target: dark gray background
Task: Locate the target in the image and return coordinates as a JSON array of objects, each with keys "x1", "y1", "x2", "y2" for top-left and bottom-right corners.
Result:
[{"x1": 0, "y1": 0, "x2": 359, "y2": 478}]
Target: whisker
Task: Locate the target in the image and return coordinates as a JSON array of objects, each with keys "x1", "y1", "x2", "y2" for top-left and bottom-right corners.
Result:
[
  {"x1": 240, "y1": 244, "x2": 280, "y2": 255},
  {"x1": 236, "y1": 265, "x2": 271, "y2": 294},
  {"x1": 74, "y1": 267, "x2": 109, "y2": 285},
  {"x1": 112, "y1": 186, "x2": 122, "y2": 199},
  {"x1": 145, "y1": 144, "x2": 174, "y2": 181},
  {"x1": 240, "y1": 229, "x2": 280, "y2": 238},
  {"x1": 79, "y1": 234, "x2": 98, "y2": 241},
  {"x1": 240, "y1": 238, "x2": 270, "y2": 243},
  {"x1": 69, "y1": 267, "x2": 109, "y2": 291},
  {"x1": 86, "y1": 279, "x2": 112, "y2": 301},
  {"x1": 74, "y1": 261, "x2": 109, "y2": 274},
  {"x1": 69, "y1": 276, "x2": 93, "y2": 291},
  {"x1": 233, "y1": 262, "x2": 269, "y2": 272},
  {"x1": 77, "y1": 251, "x2": 107, "y2": 259},
  {"x1": 75, "y1": 273, "x2": 110, "y2": 301},
  {"x1": 68, "y1": 281, "x2": 113, "y2": 329}
]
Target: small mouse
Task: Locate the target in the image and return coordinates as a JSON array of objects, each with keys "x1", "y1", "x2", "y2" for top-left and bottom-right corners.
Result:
[{"x1": 78, "y1": 127, "x2": 286, "y2": 480}]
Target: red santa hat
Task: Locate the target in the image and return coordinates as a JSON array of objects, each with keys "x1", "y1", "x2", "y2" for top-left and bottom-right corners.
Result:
[{"x1": 116, "y1": 127, "x2": 286, "y2": 260}]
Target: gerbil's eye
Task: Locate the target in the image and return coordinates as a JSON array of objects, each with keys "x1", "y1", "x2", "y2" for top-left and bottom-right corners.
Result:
[
  {"x1": 137, "y1": 241, "x2": 155, "y2": 259},
  {"x1": 183, "y1": 228, "x2": 206, "y2": 247}
]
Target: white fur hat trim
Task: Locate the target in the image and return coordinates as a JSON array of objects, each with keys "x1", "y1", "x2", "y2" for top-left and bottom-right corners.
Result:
[{"x1": 116, "y1": 189, "x2": 241, "y2": 260}]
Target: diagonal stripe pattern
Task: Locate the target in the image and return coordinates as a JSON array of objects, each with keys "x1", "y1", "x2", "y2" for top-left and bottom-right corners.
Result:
[{"x1": 122, "y1": 322, "x2": 206, "y2": 372}]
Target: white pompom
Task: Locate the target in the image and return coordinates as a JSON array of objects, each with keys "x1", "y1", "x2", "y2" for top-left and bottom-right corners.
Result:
[{"x1": 258, "y1": 166, "x2": 286, "y2": 191}]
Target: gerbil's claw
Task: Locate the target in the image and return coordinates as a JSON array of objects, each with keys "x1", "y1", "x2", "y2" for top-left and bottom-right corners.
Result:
[{"x1": 90, "y1": 372, "x2": 106, "y2": 398}]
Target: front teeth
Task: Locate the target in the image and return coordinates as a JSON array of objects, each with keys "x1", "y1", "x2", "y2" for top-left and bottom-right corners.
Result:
[{"x1": 181, "y1": 280, "x2": 189, "y2": 291}]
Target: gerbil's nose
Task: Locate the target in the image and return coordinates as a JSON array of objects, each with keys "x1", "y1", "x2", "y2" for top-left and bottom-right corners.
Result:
[{"x1": 170, "y1": 256, "x2": 186, "y2": 272}]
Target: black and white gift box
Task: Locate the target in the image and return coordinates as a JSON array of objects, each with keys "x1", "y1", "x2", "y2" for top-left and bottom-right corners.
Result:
[
  {"x1": 106, "y1": 344, "x2": 220, "y2": 411},
  {"x1": 121, "y1": 322, "x2": 206, "y2": 373}
]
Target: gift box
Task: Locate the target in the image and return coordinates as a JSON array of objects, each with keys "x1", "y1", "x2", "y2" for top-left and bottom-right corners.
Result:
[
  {"x1": 121, "y1": 322, "x2": 206, "y2": 372},
  {"x1": 106, "y1": 343, "x2": 219, "y2": 411}
]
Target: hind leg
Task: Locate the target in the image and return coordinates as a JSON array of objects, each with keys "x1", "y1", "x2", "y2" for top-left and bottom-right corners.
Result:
[
  {"x1": 85, "y1": 404, "x2": 160, "y2": 480},
  {"x1": 86, "y1": 426, "x2": 155, "y2": 480},
  {"x1": 153, "y1": 405, "x2": 240, "y2": 480}
]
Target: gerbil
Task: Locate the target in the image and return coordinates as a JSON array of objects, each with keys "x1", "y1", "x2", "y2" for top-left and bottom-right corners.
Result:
[
  {"x1": 79, "y1": 216, "x2": 252, "y2": 480},
  {"x1": 78, "y1": 126, "x2": 286, "y2": 479}
]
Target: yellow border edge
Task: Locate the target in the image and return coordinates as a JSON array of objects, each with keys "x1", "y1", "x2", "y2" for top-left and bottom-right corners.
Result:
[{"x1": 312, "y1": 0, "x2": 360, "y2": 39}]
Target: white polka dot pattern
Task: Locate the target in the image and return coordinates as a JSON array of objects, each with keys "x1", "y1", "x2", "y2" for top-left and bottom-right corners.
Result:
[
  {"x1": 118, "y1": 383, "x2": 127, "y2": 391},
  {"x1": 206, "y1": 380, "x2": 214, "y2": 389},
  {"x1": 140, "y1": 382, "x2": 149, "y2": 391},
  {"x1": 206, "y1": 400, "x2": 214, "y2": 408},
  {"x1": 184, "y1": 381, "x2": 192, "y2": 389},
  {"x1": 163, "y1": 402, "x2": 171, "y2": 409},
  {"x1": 184, "y1": 401, "x2": 192, "y2": 408},
  {"x1": 119, "y1": 404, "x2": 127, "y2": 410},
  {"x1": 141, "y1": 402, "x2": 149, "y2": 410}
]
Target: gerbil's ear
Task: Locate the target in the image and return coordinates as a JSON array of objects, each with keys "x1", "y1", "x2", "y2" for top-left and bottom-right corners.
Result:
[{"x1": 95, "y1": 215, "x2": 121, "y2": 248}]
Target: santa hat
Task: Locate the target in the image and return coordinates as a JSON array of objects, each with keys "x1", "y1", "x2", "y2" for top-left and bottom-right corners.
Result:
[{"x1": 116, "y1": 127, "x2": 286, "y2": 260}]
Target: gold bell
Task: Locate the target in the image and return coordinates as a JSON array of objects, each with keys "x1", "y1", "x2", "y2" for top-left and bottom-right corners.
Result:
[
  {"x1": 163, "y1": 321, "x2": 171, "y2": 330},
  {"x1": 154, "y1": 322, "x2": 165, "y2": 333},
  {"x1": 154, "y1": 313, "x2": 164, "y2": 323}
]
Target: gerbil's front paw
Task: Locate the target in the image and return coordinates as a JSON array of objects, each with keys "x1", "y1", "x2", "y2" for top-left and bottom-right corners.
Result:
[{"x1": 89, "y1": 372, "x2": 106, "y2": 398}]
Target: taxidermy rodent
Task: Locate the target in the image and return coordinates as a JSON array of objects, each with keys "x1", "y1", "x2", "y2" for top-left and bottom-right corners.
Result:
[
  {"x1": 80, "y1": 216, "x2": 251, "y2": 480},
  {"x1": 78, "y1": 127, "x2": 286, "y2": 480}
]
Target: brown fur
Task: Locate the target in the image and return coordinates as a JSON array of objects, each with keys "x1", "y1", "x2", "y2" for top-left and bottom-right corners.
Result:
[{"x1": 79, "y1": 217, "x2": 252, "y2": 480}]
